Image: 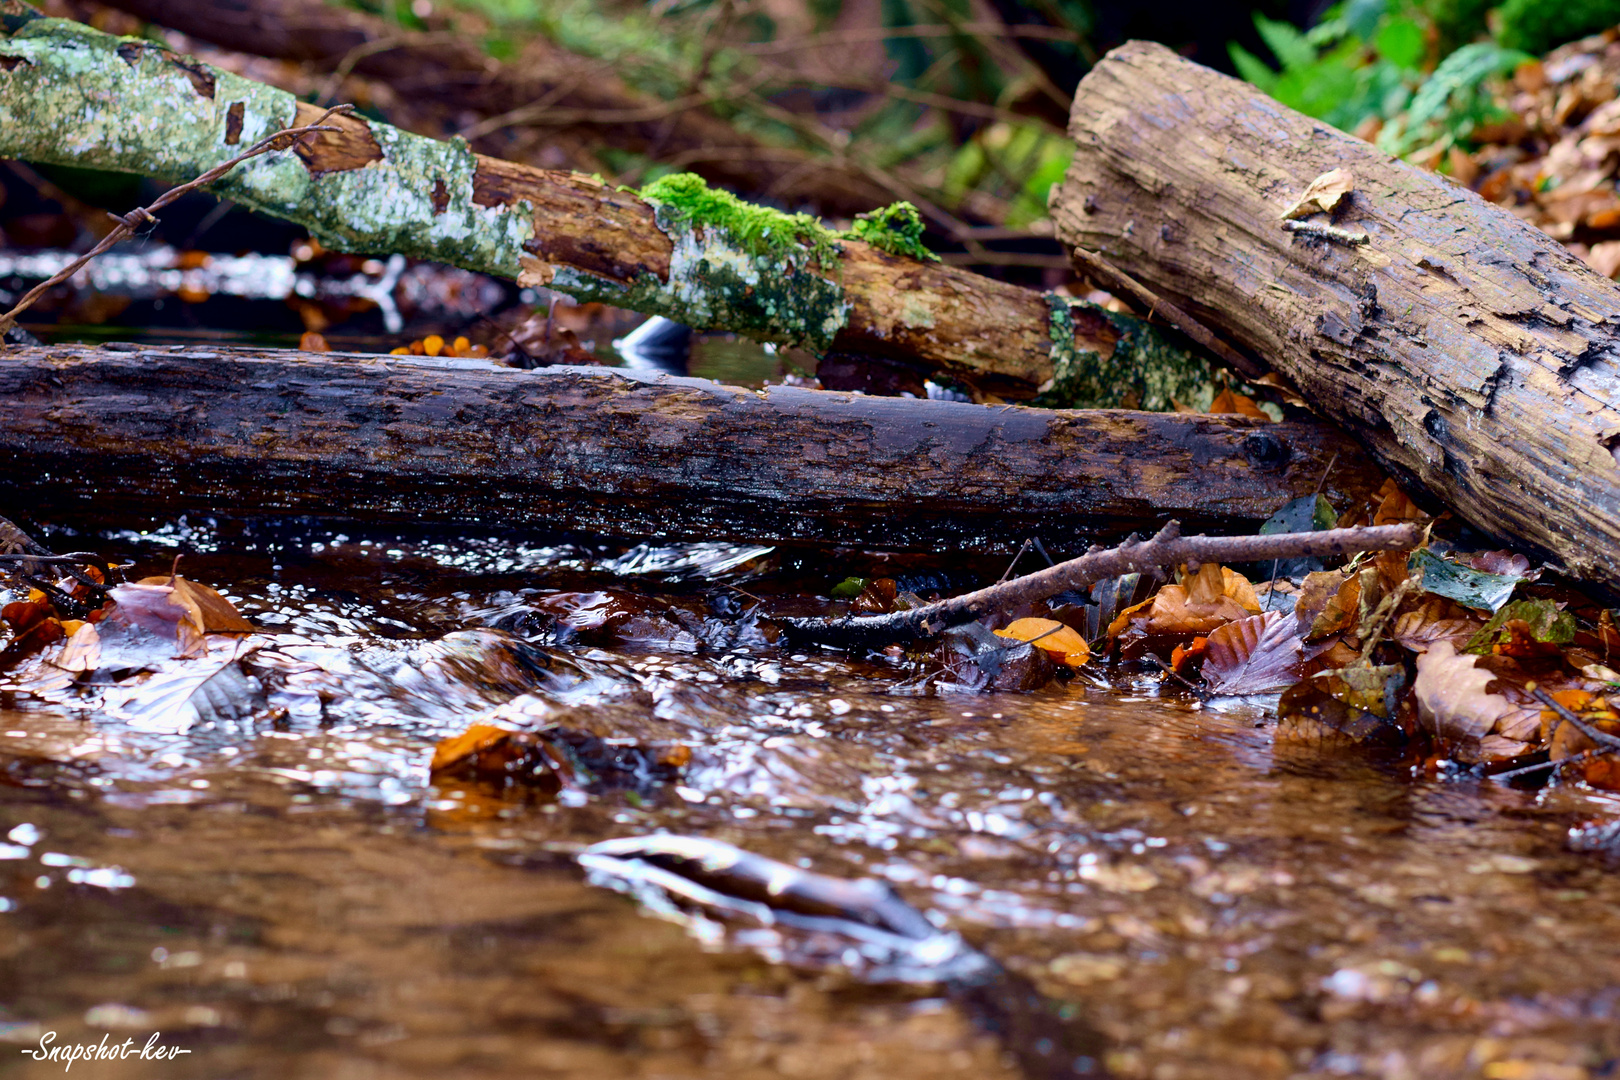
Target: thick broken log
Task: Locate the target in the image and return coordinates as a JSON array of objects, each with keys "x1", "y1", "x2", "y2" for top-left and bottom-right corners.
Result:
[
  {"x1": 1051, "y1": 41, "x2": 1620, "y2": 591},
  {"x1": 0, "y1": 11, "x2": 1189, "y2": 400},
  {"x1": 0, "y1": 344, "x2": 1381, "y2": 551}
]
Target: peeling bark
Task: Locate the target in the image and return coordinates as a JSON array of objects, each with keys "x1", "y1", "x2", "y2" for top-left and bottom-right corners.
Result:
[
  {"x1": 0, "y1": 344, "x2": 1382, "y2": 551},
  {"x1": 1052, "y1": 42, "x2": 1620, "y2": 591},
  {"x1": 0, "y1": 13, "x2": 1221, "y2": 402}
]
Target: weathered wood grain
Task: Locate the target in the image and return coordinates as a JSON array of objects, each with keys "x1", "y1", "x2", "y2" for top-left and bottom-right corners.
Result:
[
  {"x1": 0, "y1": 344, "x2": 1380, "y2": 551},
  {"x1": 1051, "y1": 41, "x2": 1620, "y2": 589}
]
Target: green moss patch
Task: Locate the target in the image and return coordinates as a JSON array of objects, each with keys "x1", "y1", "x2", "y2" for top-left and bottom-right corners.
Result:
[
  {"x1": 848, "y1": 201, "x2": 938, "y2": 262},
  {"x1": 639, "y1": 172, "x2": 844, "y2": 270},
  {"x1": 638, "y1": 173, "x2": 939, "y2": 269}
]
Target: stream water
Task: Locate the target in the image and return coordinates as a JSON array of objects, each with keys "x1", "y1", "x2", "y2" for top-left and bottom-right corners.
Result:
[{"x1": 1, "y1": 515, "x2": 1617, "y2": 1080}]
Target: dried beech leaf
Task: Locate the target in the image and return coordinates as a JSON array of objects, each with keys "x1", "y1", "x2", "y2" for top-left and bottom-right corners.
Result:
[
  {"x1": 1281, "y1": 168, "x2": 1355, "y2": 220},
  {"x1": 993, "y1": 617, "x2": 1090, "y2": 668},
  {"x1": 1202, "y1": 610, "x2": 1305, "y2": 694},
  {"x1": 1391, "y1": 599, "x2": 1485, "y2": 652},
  {"x1": 1209, "y1": 388, "x2": 1271, "y2": 420},
  {"x1": 1413, "y1": 640, "x2": 1519, "y2": 749},
  {"x1": 1372, "y1": 481, "x2": 1428, "y2": 527},
  {"x1": 1307, "y1": 574, "x2": 1361, "y2": 641},
  {"x1": 1141, "y1": 585, "x2": 1254, "y2": 635},
  {"x1": 1296, "y1": 569, "x2": 1351, "y2": 631}
]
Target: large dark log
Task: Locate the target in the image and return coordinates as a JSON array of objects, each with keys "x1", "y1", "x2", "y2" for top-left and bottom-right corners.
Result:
[
  {"x1": 0, "y1": 344, "x2": 1379, "y2": 551},
  {"x1": 1051, "y1": 41, "x2": 1620, "y2": 590}
]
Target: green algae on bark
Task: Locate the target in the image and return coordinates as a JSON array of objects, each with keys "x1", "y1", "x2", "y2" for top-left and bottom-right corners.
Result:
[{"x1": 1036, "y1": 295, "x2": 1224, "y2": 411}]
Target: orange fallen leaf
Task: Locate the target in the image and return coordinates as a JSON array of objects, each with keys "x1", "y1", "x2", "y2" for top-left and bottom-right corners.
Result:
[
  {"x1": 1209, "y1": 388, "x2": 1270, "y2": 420},
  {"x1": 431, "y1": 723, "x2": 522, "y2": 775},
  {"x1": 994, "y1": 617, "x2": 1090, "y2": 668}
]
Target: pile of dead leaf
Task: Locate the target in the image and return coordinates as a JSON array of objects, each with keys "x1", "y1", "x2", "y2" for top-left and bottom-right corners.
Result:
[
  {"x1": 851, "y1": 479, "x2": 1620, "y2": 789},
  {"x1": 1447, "y1": 28, "x2": 1620, "y2": 276}
]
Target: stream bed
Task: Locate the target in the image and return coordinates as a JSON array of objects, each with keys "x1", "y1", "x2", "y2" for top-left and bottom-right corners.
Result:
[{"x1": 2, "y1": 516, "x2": 1618, "y2": 1080}]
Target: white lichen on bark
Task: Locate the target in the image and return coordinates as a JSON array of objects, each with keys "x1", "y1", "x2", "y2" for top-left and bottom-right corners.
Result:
[{"x1": 0, "y1": 17, "x2": 534, "y2": 275}]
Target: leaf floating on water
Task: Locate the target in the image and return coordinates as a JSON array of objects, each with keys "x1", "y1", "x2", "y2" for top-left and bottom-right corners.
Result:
[
  {"x1": 55, "y1": 621, "x2": 101, "y2": 673},
  {"x1": 992, "y1": 617, "x2": 1090, "y2": 668},
  {"x1": 1281, "y1": 167, "x2": 1355, "y2": 220},
  {"x1": 109, "y1": 656, "x2": 264, "y2": 734},
  {"x1": 1201, "y1": 610, "x2": 1305, "y2": 694},
  {"x1": 580, "y1": 834, "x2": 994, "y2": 984},
  {"x1": 108, "y1": 575, "x2": 255, "y2": 657}
]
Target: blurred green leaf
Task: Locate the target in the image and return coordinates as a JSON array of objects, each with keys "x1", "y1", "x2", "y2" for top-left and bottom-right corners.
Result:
[{"x1": 1374, "y1": 17, "x2": 1426, "y2": 69}]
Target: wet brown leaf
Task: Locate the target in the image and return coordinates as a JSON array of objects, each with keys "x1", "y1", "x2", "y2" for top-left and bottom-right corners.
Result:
[
  {"x1": 1202, "y1": 610, "x2": 1305, "y2": 694},
  {"x1": 55, "y1": 621, "x2": 101, "y2": 673},
  {"x1": 109, "y1": 575, "x2": 255, "y2": 657},
  {"x1": 1413, "y1": 641, "x2": 1537, "y2": 760},
  {"x1": 1391, "y1": 599, "x2": 1485, "y2": 652},
  {"x1": 1208, "y1": 388, "x2": 1271, "y2": 420}
]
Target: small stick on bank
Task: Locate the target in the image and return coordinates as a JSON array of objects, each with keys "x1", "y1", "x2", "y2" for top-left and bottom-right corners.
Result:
[{"x1": 778, "y1": 520, "x2": 1424, "y2": 647}]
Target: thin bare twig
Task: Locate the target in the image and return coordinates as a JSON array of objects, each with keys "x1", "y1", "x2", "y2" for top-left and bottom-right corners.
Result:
[
  {"x1": 1529, "y1": 684, "x2": 1620, "y2": 752},
  {"x1": 314, "y1": 32, "x2": 468, "y2": 106},
  {"x1": 1069, "y1": 247, "x2": 1265, "y2": 381},
  {"x1": 0, "y1": 105, "x2": 355, "y2": 337},
  {"x1": 779, "y1": 521, "x2": 1424, "y2": 647}
]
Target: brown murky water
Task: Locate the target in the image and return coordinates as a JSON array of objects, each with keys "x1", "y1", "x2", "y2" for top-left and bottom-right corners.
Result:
[{"x1": 2, "y1": 518, "x2": 1618, "y2": 1080}]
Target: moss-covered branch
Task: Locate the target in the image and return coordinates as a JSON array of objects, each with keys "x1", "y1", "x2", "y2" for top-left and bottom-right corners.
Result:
[{"x1": 0, "y1": 8, "x2": 1225, "y2": 401}]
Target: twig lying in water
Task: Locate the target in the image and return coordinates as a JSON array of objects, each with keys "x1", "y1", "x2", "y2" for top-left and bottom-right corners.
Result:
[
  {"x1": 778, "y1": 520, "x2": 1424, "y2": 648},
  {"x1": 0, "y1": 105, "x2": 354, "y2": 337}
]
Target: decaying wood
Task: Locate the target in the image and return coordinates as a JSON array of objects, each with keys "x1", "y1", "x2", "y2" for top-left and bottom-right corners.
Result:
[
  {"x1": 0, "y1": 11, "x2": 1177, "y2": 399},
  {"x1": 781, "y1": 521, "x2": 1424, "y2": 645},
  {"x1": 0, "y1": 344, "x2": 1381, "y2": 551},
  {"x1": 1051, "y1": 41, "x2": 1620, "y2": 592}
]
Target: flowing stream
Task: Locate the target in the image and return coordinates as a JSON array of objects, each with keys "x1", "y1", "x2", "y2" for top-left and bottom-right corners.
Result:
[{"x1": 2, "y1": 509, "x2": 1619, "y2": 1080}]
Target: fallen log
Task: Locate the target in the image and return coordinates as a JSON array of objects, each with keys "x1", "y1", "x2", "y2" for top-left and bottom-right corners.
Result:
[
  {"x1": 0, "y1": 344, "x2": 1381, "y2": 551},
  {"x1": 0, "y1": 10, "x2": 1207, "y2": 401},
  {"x1": 1050, "y1": 41, "x2": 1620, "y2": 592}
]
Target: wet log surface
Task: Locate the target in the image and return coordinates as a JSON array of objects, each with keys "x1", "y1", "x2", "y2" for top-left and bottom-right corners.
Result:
[
  {"x1": 1052, "y1": 41, "x2": 1620, "y2": 590},
  {"x1": 0, "y1": 344, "x2": 1379, "y2": 552}
]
